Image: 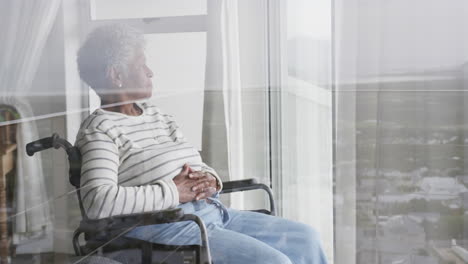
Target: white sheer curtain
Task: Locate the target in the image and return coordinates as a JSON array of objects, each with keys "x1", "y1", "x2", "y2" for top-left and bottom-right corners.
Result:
[
  {"x1": 0, "y1": 0, "x2": 60, "y2": 244},
  {"x1": 274, "y1": 0, "x2": 334, "y2": 261},
  {"x1": 220, "y1": 0, "x2": 245, "y2": 208},
  {"x1": 0, "y1": 0, "x2": 60, "y2": 96}
]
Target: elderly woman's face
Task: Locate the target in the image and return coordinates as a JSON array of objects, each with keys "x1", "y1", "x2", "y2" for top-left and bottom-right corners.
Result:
[{"x1": 120, "y1": 49, "x2": 154, "y2": 100}]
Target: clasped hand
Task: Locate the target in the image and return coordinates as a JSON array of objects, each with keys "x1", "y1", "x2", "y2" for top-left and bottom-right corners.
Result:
[{"x1": 173, "y1": 164, "x2": 219, "y2": 203}]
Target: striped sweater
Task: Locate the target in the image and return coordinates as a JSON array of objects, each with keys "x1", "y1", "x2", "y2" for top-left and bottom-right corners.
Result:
[{"x1": 75, "y1": 101, "x2": 222, "y2": 219}]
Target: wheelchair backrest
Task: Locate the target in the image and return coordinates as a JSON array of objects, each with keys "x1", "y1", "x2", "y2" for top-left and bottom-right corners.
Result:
[{"x1": 26, "y1": 134, "x2": 88, "y2": 219}]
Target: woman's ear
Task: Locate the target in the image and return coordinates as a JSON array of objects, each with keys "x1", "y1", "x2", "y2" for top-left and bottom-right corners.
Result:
[{"x1": 109, "y1": 66, "x2": 123, "y2": 88}]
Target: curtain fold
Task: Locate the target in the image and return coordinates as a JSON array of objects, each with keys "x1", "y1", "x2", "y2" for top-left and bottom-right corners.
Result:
[
  {"x1": 0, "y1": 0, "x2": 60, "y2": 245},
  {"x1": 220, "y1": 0, "x2": 245, "y2": 208}
]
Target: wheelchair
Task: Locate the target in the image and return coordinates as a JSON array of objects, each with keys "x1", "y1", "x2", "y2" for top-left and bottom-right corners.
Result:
[{"x1": 26, "y1": 133, "x2": 276, "y2": 264}]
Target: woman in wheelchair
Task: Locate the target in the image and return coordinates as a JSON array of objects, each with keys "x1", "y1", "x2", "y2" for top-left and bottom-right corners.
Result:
[{"x1": 75, "y1": 24, "x2": 327, "y2": 264}]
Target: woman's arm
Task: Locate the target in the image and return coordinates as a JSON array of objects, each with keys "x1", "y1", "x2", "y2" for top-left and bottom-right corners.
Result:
[{"x1": 76, "y1": 127, "x2": 179, "y2": 219}]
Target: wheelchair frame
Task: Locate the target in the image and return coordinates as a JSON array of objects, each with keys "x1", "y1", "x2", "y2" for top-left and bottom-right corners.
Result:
[{"x1": 26, "y1": 133, "x2": 275, "y2": 264}]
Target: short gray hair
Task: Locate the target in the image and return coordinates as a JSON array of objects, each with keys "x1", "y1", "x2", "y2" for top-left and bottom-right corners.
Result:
[{"x1": 77, "y1": 24, "x2": 145, "y2": 94}]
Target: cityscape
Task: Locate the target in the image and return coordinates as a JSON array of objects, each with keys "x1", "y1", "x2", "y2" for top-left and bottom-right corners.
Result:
[{"x1": 354, "y1": 69, "x2": 468, "y2": 264}]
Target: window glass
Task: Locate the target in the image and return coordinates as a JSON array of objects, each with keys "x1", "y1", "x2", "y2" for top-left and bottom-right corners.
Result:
[
  {"x1": 277, "y1": 0, "x2": 333, "y2": 260},
  {"x1": 286, "y1": 0, "x2": 331, "y2": 87},
  {"x1": 146, "y1": 32, "x2": 207, "y2": 149},
  {"x1": 334, "y1": 0, "x2": 468, "y2": 263}
]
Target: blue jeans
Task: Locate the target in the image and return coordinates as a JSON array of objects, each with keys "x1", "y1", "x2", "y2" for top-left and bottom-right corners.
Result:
[{"x1": 126, "y1": 199, "x2": 327, "y2": 264}]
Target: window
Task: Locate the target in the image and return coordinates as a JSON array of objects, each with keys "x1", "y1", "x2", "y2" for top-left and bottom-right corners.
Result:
[
  {"x1": 334, "y1": 0, "x2": 468, "y2": 263},
  {"x1": 269, "y1": 0, "x2": 334, "y2": 260}
]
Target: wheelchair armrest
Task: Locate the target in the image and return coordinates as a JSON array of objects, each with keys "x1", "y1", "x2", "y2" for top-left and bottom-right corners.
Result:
[
  {"x1": 220, "y1": 178, "x2": 276, "y2": 216},
  {"x1": 221, "y1": 179, "x2": 257, "y2": 192},
  {"x1": 78, "y1": 208, "x2": 184, "y2": 234}
]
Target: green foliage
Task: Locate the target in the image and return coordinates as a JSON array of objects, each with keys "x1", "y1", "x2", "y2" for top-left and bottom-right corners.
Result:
[{"x1": 0, "y1": 109, "x2": 20, "y2": 122}]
